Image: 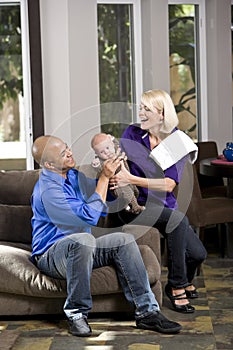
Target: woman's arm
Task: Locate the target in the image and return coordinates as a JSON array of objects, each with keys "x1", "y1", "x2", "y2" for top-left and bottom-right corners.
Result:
[{"x1": 110, "y1": 161, "x2": 176, "y2": 193}]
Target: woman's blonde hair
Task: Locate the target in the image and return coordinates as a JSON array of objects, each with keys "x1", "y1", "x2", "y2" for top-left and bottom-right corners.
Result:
[{"x1": 141, "y1": 89, "x2": 179, "y2": 133}]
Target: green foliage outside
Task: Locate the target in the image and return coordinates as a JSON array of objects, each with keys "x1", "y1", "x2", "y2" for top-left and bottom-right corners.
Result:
[
  {"x1": 98, "y1": 4, "x2": 132, "y2": 105},
  {"x1": 98, "y1": 4, "x2": 133, "y2": 137},
  {"x1": 0, "y1": 5, "x2": 22, "y2": 142},
  {"x1": 0, "y1": 5, "x2": 22, "y2": 110},
  {"x1": 169, "y1": 5, "x2": 196, "y2": 134}
]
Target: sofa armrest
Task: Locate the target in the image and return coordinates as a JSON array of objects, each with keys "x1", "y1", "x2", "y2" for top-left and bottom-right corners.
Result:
[{"x1": 122, "y1": 224, "x2": 161, "y2": 264}]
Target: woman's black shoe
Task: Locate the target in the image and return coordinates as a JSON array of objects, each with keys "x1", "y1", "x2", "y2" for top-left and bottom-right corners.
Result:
[
  {"x1": 165, "y1": 284, "x2": 195, "y2": 314},
  {"x1": 185, "y1": 288, "x2": 199, "y2": 299}
]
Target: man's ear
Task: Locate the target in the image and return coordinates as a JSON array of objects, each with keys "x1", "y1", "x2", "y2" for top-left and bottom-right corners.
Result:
[{"x1": 44, "y1": 161, "x2": 54, "y2": 169}]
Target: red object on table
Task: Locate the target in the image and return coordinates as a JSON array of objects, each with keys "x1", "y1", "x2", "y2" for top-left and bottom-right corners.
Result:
[{"x1": 211, "y1": 155, "x2": 233, "y2": 165}]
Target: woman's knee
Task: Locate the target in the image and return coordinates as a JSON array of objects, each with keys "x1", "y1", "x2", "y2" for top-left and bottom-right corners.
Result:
[
  {"x1": 165, "y1": 212, "x2": 189, "y2": 235},
  {"x1": 199, "y1": 245, "x2": 208, "y2": 262}
]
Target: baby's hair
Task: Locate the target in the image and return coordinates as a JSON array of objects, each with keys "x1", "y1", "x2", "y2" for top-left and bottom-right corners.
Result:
[{"x1": 91, "y1": 133, "x2": 109, "y2": 149}]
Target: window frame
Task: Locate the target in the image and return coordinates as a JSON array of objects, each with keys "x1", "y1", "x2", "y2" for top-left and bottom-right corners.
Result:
[
  {"x1": 0, "y1": 0, "x2": 32, "y2": 168},
  {"x1": 27, "y1": 0, "x2": 44, "y2": 168},
  {"x1": 21, "y1": 0, "x2": 33, "y2": 168},
  {"x1": 0, "y1": 0, "x2": 44, "y2": 170}
]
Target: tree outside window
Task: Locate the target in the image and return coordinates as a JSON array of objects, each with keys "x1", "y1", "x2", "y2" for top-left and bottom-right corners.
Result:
[
  {"x1": 169, "y1": 4, "x2": 198, "y2": 140},
  {"x1": 0, "y1": 4, "x2": 23, "y2": 142},
  {"x1": 97, "y1": 3, "x2": 135, "y2": 138}
]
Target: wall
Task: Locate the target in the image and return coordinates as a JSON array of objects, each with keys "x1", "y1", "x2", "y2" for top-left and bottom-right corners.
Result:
[
  {"x1": 205, "y1": 0, "x2": 232, "y2": 152},
  {"x1": 141, "y1": 0, "x2": 170, "y2": 92},
  {"x1": 40, "y1": 0, "x2": 100, "y2": 164},
  {"x1": 40, "y1": 0, "x2": 233, "y2": 161}
]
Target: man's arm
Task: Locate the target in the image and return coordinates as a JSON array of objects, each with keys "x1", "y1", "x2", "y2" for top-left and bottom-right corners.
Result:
[{"x1": 95, "y1": 156, "x2": 122, "y2": 202}]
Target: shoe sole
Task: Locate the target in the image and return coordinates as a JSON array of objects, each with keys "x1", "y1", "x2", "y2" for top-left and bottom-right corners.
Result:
[
  {"x1": 186, "y1": 293, "x2": 199, "y2": 299},
  {"x1": 69, "y1": 330, "x2": 92, "y2": 337},
  {"x1": 137, "y1": 323, "x2": 182, "y2": 334},
  {"x1": 171, "y1": 305, "x2": 195, "y2": 313}
]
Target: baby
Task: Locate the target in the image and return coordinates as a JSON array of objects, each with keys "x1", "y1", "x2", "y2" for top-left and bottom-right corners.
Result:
[{"x1": 91, "y1": 133, "x2": 145, "y2": 214}]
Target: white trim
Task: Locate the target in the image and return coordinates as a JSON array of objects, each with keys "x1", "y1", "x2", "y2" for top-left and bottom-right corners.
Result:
[
  {"x1": 198, "y1": 1, "x2": 208, "y2": 140},
  {"x1": 20, "y1": 0, "x2": 33, "y2": 169},
  {"x1": 98, "y1": 0, "x2": 135, "y2": 3},
  {"x1": 133, "y1": 0, "x2": 143, "y2": 111},
  {"x1": 0, "y1": 142, "x2": 26, "y2": 159},
  {"x1": 169, "y1": 0, "x2": 201, "y2": 4},
  {"x1": 0, "y1": 0, "x2": 20, "y2": 3}
]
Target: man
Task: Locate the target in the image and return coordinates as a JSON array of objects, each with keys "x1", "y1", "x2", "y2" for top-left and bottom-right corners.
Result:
[{"x1": 30, "y1": 135, "x2": 182, "y2": 337}]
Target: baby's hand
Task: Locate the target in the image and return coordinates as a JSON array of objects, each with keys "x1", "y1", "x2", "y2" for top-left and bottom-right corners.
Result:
[
  {"x1": 120, "y1": 151, "x2": 127, "y2": 161},
  {"x1": 115, "y1": 146, "x2": 127, "y2": 161},
  {"x1": 91, "y1": 157, "x2": 101, "y2": 168}
]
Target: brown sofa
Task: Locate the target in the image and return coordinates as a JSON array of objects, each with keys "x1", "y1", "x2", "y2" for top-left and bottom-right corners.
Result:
[{"x1": 0, "y1": 168, "x2": 162, "y2": 316}]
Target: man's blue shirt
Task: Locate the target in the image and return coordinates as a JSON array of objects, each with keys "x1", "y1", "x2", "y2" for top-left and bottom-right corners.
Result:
[{"x1": 31, "y1": 168, "x2": 108, "y2": 257}]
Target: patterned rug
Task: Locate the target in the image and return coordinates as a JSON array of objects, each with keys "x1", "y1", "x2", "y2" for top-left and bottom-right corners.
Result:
[{"x1": 0, "y1": 255, "x2": 233, "y2": 350}]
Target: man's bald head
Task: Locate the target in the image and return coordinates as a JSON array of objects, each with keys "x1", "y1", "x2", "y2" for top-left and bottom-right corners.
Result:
[{"x1": 32, "y1": 135, "x2": 63, "y2": 166}]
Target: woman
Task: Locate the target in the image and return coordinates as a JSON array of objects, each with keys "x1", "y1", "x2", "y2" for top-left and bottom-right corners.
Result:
[{"x1": 111, "y1": 89, "x2": 207, "y2": 314}]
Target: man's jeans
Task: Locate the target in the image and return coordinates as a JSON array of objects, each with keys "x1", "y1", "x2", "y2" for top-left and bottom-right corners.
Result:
[{"x1": 36, "y1": 232, "x2": 159, "y2": 319}]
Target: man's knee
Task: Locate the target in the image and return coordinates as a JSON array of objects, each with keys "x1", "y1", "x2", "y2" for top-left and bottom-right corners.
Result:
[
  {"x1": 110, "y1": 232, "x2": 136, "y2": 247},
  {"x1": 67, "y1": 232, "x2": 96, "y2": 250}
]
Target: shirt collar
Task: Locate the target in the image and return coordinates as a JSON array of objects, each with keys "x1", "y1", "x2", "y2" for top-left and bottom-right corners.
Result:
[{"x1": 42, "y1": 167, "x2": 67, "y2": 185}]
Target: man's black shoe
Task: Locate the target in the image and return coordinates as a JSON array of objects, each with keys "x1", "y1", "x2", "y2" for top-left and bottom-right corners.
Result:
[
  {"x1": 68, "y1": 316, "x2": 92, "y2": 337},
  {"x1": 136, "y1": 311, "x2": 182, "y2": 334}
]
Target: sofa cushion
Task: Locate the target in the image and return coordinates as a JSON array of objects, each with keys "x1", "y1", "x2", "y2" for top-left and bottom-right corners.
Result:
[
  {"x1": 0, "y1": 243, "x2": 160, "y2": 298},
  {"x1": 0, "y1": 205, "x2": 32, "y2": 243},
  {"x1": 0, "y1": 244, "x2": 66, "y2": 298}
]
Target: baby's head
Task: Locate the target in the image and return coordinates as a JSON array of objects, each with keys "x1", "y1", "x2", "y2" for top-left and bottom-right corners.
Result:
[{"x1": 91, "y1": 133, "x2": 116, "y2": 160}]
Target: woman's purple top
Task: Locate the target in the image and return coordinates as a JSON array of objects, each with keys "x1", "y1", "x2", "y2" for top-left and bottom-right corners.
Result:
[{"x1": 120, "y1": 124, "x2": 187, "y2": 209}]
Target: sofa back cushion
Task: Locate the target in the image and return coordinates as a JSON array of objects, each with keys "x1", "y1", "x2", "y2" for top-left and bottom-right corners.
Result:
[
  {"x1": 0, "y1": 204, "x2": 33, "y2": 243},
  {"x1": 0, "y1": 170, "x2": 40, "y2": 205},
  {"x1": 0, "y1": 170, "x2": 40, "y2": 243}
]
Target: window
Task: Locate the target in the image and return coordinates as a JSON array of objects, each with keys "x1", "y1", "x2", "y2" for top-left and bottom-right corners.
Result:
[
  {"x1": 97, "y1": 0, "x2": 142, "y2": 137},
  {"x1": 0, "y1": 0, "x2": 33, "y2": 170},
  {"x1": 168, "y1": 0, "x2": 207, "y2": 141}
]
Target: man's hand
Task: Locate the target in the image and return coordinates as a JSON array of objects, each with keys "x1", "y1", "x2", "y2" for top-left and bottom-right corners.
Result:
[
  {"x1": 95, "y1": 156, "x2": 123, "y2": 202},
  {"x1": 101, "y1": 156, "x2": 122, "y2": 179}
]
